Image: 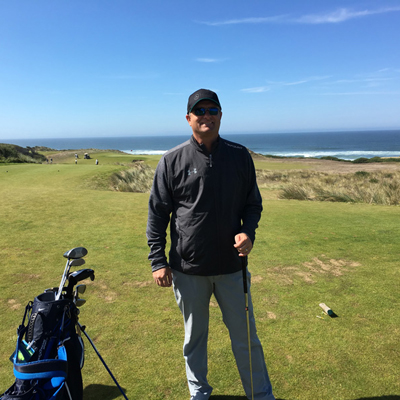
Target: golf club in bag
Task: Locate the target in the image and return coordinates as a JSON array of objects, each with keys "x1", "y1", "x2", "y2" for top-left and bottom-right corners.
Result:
[{"x1": 0, "y1": 247, "x2": 129, "y2": 400}]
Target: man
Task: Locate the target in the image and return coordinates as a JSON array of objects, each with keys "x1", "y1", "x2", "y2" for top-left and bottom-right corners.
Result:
[{"x1": 146, "y1": 89, "x2": 275, "y2": 400}]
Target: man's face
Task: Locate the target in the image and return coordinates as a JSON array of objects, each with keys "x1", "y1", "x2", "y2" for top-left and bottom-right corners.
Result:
[{"x1": 186, "y1": 100, "x2": 222, "y2": 140}]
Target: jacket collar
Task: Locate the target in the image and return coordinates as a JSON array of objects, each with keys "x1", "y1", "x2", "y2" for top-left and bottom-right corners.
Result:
[{"x1": 190, "y1": 135, "x2": 220, "y2": 154}]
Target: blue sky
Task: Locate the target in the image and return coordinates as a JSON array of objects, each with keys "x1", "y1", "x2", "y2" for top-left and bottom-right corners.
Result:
[{"x1": 1, "y1": 0, "x2": 400, "y2": 139}]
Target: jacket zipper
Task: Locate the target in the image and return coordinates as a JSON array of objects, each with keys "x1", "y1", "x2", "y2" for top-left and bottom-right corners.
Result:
[{"x1": 209, "y1": 154, "x2": 213, "y2": 167}]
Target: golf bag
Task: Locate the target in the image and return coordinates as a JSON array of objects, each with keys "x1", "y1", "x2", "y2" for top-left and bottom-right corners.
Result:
[{"x1": 0, "y1": 291, "x2": 84, "y2": 400}]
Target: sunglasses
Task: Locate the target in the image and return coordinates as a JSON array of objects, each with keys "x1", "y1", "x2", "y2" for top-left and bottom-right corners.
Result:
[{"x1": 192, "y1": 107, "x2": 220, "y2": 116}]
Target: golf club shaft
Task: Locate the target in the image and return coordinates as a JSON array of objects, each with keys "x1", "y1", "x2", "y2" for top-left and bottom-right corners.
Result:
[
  {"x1": 242, "y1": 259, "x2": 254, "y2": 400},
  {"x1": 78, "y1": 323, "x2": 129, "y2": 400},
  {"x1": 244, "y1": 292, "x2": 254, "y2": 400},
  {"x1": 56, "y1": 259, "x2": 70, "y2": 300}
]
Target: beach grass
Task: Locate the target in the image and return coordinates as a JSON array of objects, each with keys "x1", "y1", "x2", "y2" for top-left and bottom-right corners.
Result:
[
  {"x1": 257, "y1": 169, "x2": 400, "y2": 205},
  {"x1": 1, "y1": 152, "x2": 399, "y2": 400}
]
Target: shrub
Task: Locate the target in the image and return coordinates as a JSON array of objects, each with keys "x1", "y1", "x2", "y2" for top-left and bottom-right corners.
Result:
[
  {"x1": 0, "y1": 143, "x2": 47, "y2": 163},
  {"x1": 355, "y1": 171, "x2": 370, "y2": 177},
  {"x1": 384, "y1": 158, "x2": 400, "y2": 163},
  {"x1": 368, "y1": 157, "x2": 383, "y2": 162},
  {"x1": 110, "y1": 163, "x2": 154, "y2": 193},
  {"x1": 352, "y1": 157, "x2": 370, "y2": 163}
]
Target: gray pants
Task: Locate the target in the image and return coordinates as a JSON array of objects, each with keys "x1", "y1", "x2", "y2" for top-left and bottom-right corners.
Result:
[{"x1": 172, "y1": 269, "x2": 275, "y2": 400}]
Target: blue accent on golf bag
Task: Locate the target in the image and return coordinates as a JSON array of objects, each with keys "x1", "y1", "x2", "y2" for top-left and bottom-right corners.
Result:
[
  {"x1": 1, "y1": 291, "x2": 83, "y2": 400},
  {"x1": 13, "y1": 327, "x2": 68, "y2": 381}
]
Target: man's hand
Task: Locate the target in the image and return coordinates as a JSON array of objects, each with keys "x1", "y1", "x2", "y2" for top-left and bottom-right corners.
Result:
[
  {"x1": 153, "y1": 267, "x2": 173, "y2": 287},
  {"x1": 234, "y1": 233, "x2": 253, "y2": 257}
]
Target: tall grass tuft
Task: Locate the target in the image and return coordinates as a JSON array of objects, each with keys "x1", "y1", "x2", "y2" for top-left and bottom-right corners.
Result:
[
  {"x1": 257, "y1": 169, "x2": 400, "y2": 205},
  {"x1": 278, "y1": 185, "x2": 310, "y2": 200},
  {"x1": 109, "y1": 162, "x2": 154, "y2": 192}
]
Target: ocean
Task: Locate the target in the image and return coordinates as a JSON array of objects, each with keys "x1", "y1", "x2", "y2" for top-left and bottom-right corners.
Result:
[{"x1": 3, "y1": 130, "x2": 400, "y2": 161}]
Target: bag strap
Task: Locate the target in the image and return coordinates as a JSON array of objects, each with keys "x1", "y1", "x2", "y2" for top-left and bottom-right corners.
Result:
[{"x1": 17, "y1": 301, "x2": 33, "y2": 336}]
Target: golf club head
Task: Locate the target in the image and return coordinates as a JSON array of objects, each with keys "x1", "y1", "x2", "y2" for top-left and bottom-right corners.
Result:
[
  {"x1": 74, "y1": 284, "x2": 86, "y2": 302},
  {"x1": 76, "y1": 298, "x2": 86, "y2": 307},
  {"x1": 68, "y1": 269, "x2": 95, "y2": 287},
  {"x1": 69, "y1": 258, "x2": 86, "y2": 268},
  {"x1": 76, "y1": 284, "x2": 86, "y2": 295},
  {"x1": 63, "y1": 247, "x2": 88, "y2": 260}
]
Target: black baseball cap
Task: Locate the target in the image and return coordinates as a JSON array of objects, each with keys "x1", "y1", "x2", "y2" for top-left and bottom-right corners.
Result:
[{"x1": 187, "y1": 89, "x2": 222, "y2": 114}]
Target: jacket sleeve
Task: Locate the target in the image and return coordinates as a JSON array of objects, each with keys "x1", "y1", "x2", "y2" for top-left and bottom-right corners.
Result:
[
  {"x1": 240, "y1": 151, "x2": 263, "y2": 244},
  {"x1": 146, "y1": 156, "x2": 173, "y2": 272}
]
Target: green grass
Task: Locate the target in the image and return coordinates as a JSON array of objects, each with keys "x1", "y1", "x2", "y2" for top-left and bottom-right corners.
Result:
[{"x1": 1, "y1": 152, "x2": 400, "y2": 400}]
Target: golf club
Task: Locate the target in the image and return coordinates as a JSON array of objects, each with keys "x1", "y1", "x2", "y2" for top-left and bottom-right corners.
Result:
[
  {"x1": 56, "y1": 258, "x2": 85, "y2": 300},
  {"x1": 242, "y1": 258, "x2": 254, "y2": 400},
  {"x1": 74, "y1": 285, "x2": 87, "y2": 306},
  {"x1": 74, "y1": 284, "x2": 86, "y2": 300},
  {"x1": 66, "y1": 269, "x2": 95, "y2": 296},
  {"x1": 76, "y1": 284, "x2": 86, "y2": 294},
  {"x1": 56, "y1": 247, "x2": 87, "y2": 300},
  {"x1": 68, "y1": 268, "x2": 94, "y2": 282},
  {"x1": 64, "y1": 247, "x2": 88, "y2": 260},
  {"x1": 76, "y1": 299, "x2": 86, "y2": 307}
]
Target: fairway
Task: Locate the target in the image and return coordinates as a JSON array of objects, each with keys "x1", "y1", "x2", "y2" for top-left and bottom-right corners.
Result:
[{"x1": 1, "y1": 153, "x2": 399, "y2": 400}]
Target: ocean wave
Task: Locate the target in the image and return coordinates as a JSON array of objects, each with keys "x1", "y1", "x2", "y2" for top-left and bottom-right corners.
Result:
[
  {"x1": 120, "y1": 149, "x2": 400, "y2": 160},
  {"x1": 262, "y1": 150, "x2": 400, "y2": 161}
]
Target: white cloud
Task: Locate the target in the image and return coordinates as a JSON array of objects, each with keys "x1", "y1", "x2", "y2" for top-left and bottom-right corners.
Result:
[
  {"x1": 283, "y1": 80, "x2": 309, "y2": 86},
  {"x1": 265, "y1": 79, "x2": 307, "y2": 86},
  {"x1": 242, "y1": 71, "x2": 399, "y2": 96},
  {"x1": 375, "y1": 68, "x2": 400, "y2": 74},
  {"x1": 241, "y1": 86, "x2": 270, "y2": 93},
  {"x1": 198, "y1": 15, "x2": 287, "y2": 26},
  {"x1": 296, "y1": 7, "x2": 400, "y2": 24},
  {"x1": 199, "y1": 7, "x2": 400, "y2": 26},
  {"x1": 328, "y1": 77, "x2": 394, "y2": 85},
  {"x1": 196, "y1": 58, "x2": 225, "y2": 63},
  {"x1": 266, "y1": 76, "x2": 331, "y2": 86}
]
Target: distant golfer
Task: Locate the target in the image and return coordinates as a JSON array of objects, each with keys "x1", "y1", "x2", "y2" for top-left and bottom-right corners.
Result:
[{"x1": 146, "y1": 89, "x2": 275, "y2": 400}]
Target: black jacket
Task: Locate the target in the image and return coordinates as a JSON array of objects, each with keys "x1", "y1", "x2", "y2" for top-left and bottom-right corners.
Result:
[{"x1": 146, "y1": 135, "x2": 262, "y2": 276}]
